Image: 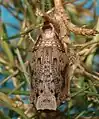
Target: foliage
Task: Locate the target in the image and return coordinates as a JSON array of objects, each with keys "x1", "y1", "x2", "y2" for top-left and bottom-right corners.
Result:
[{"x1": 0, "y1": 0, "x2": 99, "y2": 118}]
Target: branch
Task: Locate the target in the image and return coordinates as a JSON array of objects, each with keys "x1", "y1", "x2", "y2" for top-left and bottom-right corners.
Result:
[{"x1": 54, "y1": 0, "x2": 99, "y2": 37}]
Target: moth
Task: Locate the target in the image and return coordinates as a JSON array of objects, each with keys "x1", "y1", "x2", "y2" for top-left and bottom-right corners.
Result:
[{"x1": 30, "y1": 21, "x2": 70, "y2": 111}]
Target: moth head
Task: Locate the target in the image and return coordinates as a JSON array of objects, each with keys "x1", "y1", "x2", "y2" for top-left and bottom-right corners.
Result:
[{"x1": 42, "y1": 23, "x2": 55, "y2": 39}]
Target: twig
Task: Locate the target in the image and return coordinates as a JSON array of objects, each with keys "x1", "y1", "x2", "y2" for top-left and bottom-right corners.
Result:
[
  {"x1": 75, "y1": 65, "x2": 99, "y2": 81},
  {"x1": 71, "y1": 87, "x2": 89, "y2": 98},
  {"x1": 0, "y1": 88, "x2": 29, "y2": 95},
  {"x1": 8, "y1": 81, "x2": 25, "y2": 95},
  {"x1": 2, "y1": 23, "x2": 42, "y2": 40},
  {"x1": 64, "y1": 0, "x2": 80, "y2": 5},
  {"x1": 73, "y1": 40, "x2": 99, "y2": 48},
  {"x1": 15, "y1": 48, "x2": 30, "y2": 85},
  {"x1": 4, "y1": 22, "x2": 20, "y2": 30},
  {"x1": 84, "y1": 45, "x2": 96, "y2": 56},
  {"x1": 75, "y1": 111, "x2": 86, "y2": 119},
  {"x1": 0, "y1": 70, "x2": 19, "y2": 86}
]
